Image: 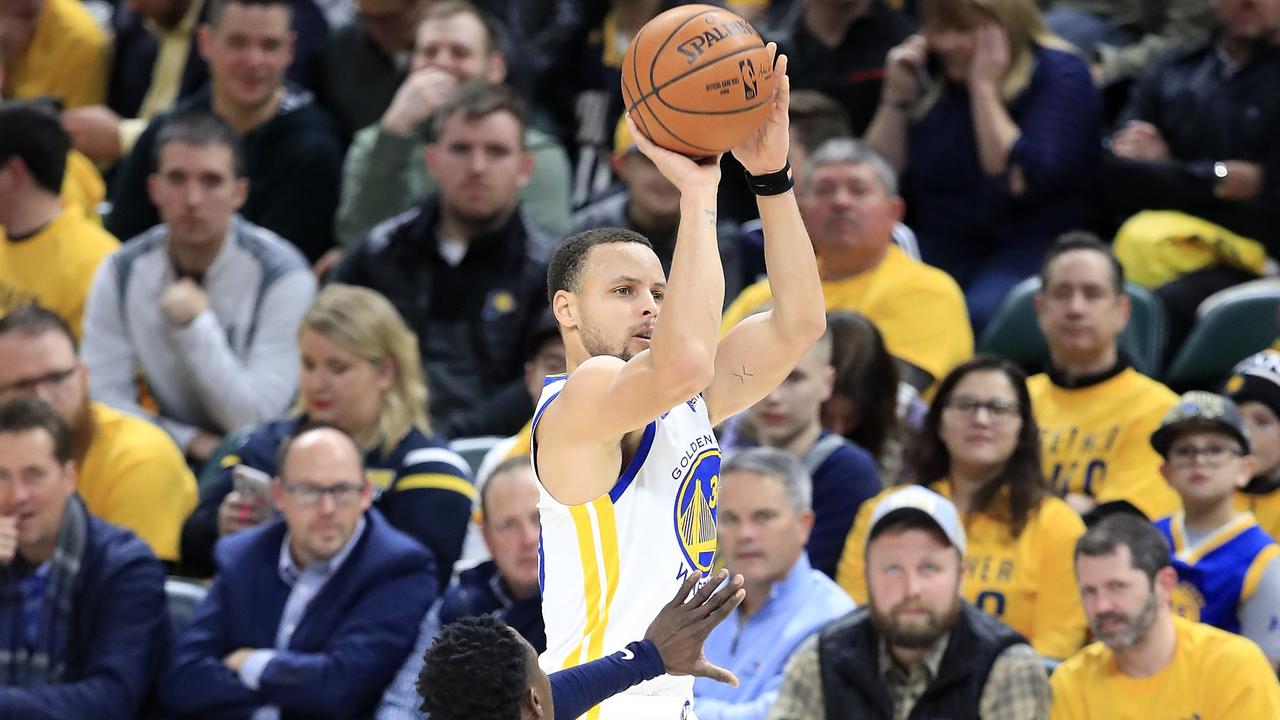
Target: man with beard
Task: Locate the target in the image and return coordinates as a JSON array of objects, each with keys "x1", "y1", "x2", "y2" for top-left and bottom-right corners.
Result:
[
  {"x1": 769, "y1": 486, "x2": 1051, "y2": 719},
  {"x1": 1052, "y1": 513, "x2": 1280, "y2": 718},
  {"x1": 721, "y1": 139, "x2": 971, "y2": 396},
  {"x1": 333, "y1": 80, "x2": 551, "y2": 439},
  {"x1": 0, "y1": 306, "x2": 196, "y2": 564}
]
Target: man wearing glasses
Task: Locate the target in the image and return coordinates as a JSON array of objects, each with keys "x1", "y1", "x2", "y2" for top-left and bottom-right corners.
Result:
[
  {"x1": 1149, "y1": 391, "x2": 1280, "y2": 668},
  {"x1": 161, "y1": 424, "x2": 438, "y2": 719},
  {"x1": 0, "y1": 306, "x2": 196, "y2": 565}
]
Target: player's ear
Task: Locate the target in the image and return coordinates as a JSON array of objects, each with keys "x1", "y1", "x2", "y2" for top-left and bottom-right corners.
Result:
[
  {"x1": 552, "y1": 289, "x2": 578, "y2": 331},
  {"x1": 521, "y1": 686, "x2": 542, "y2": 719}
]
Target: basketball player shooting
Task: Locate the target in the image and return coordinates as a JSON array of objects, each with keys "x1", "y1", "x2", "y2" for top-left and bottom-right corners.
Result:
[{"x1": 533, "y1": 50, "x2": 826, "y2": 720}]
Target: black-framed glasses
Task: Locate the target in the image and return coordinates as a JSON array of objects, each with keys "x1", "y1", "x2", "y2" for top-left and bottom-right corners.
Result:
[
  {"x1": 0, "y1": 366, "x2": 77, "y2": 397},
  {"x1": 944, "y1": 395, "x2": 1020, "y2": 420},
  {"x1": 1167, "y1": 444, "x2": 1245, "y2": 468},
  {"x1": 278, "y1": 480, "x2": 367, "y2": 507}
]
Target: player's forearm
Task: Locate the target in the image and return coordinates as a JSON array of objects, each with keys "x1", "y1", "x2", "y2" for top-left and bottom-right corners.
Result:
[
  {"x1": 650, "y1": 189, "x2": 724, "y2": 380},
  {"x1": 756, "y1": 191, "x2": 825, "y2": 343}
]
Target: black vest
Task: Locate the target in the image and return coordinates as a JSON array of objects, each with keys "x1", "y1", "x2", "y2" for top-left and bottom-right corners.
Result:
[{"x1": 817, "y1": 602, "x2": 1026, "y2": 720}]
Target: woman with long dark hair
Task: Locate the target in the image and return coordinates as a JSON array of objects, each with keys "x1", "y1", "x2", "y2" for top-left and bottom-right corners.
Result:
[{"x1": 834, "y1": 354, "x2": 1088, "y2": 659}]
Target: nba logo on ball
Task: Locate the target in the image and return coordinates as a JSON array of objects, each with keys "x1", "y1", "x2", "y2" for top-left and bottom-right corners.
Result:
[
  {"x1": 739, "y1": 59, "x2": 758, "y2": 100},
  {"x1": 673, "y1": 449, "x2": 721, "y2": 575}
]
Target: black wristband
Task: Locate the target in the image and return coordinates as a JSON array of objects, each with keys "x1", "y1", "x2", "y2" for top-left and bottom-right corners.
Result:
[{"x1": 745, "y1": 162, "x2": 793, "y2": 196}]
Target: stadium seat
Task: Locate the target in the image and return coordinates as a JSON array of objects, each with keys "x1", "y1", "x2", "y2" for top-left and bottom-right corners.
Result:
[
  {"x1": 1162, "y1": 278, "x2": 1280, "y2": 392},
  {"x1": 978, "y1": 278, "x2": 1167, "y2": 377},
  {"x1": 450, "y1": 436, "x2": 504, "y2": 477},
  {"x1": 165, "y1": 576, "x2": 209, "y2": 636}
]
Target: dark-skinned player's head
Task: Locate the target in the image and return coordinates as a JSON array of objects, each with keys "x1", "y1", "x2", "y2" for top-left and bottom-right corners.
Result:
[
  {"x1": 418, "y1": 614, "x2": 553, "y2": 719},
  {"x1": 546, "y1": 227, "x2": 660, "y2": 366}
]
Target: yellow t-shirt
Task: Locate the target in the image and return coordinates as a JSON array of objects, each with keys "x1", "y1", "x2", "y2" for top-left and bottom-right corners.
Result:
[
  {"x1": 1027, "y1": 368, "x2": 1182, "y2": 520},
  {"x1": 5, "y1": 0, "x2": 109, "y2": 108},
  {"x1": 78, "y1": 402, "x2": 197, "y2": 562},
  {"x1": 1050, "y1": 616, "x2": 1280, "y2": 720},
  {"x1": 722, "y1": 246, "x2": 973, "y2": 391},
  {"x1": 1235, "y1": 489, "x2": 1280, "y2": 542},
  {"x1": 0, "y1": 205, "x2": 118, "y2": 340},
  {"x1": 836, "y1": 481, "x2": 1088, "y2": 659},
  {"x1": 60, "y1": 151, "x2": 106, "y2": 220}
]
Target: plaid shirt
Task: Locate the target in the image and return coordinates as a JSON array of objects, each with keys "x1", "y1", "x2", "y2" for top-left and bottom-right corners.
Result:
[{"x1": 767, "y1": 632, "x2": 1050, "y2": 719}]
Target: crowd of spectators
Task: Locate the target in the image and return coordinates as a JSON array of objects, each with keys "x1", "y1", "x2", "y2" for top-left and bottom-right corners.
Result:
[{"x1": 2, "y1": 0, "x2": 1280, "y2": 717}]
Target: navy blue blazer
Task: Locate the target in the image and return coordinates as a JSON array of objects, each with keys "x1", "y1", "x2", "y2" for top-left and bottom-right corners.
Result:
[{"x1": 160, "y1": 508, "x2": 437, "y2": 719}]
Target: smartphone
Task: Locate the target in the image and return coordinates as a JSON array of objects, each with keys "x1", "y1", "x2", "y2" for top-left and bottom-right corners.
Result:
[{"x1": 232, "y1": 465, "x2": 273, "y2": 508}]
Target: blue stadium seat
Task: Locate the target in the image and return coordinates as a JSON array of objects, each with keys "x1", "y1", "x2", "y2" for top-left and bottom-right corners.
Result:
[
  {"x1": 165, "y1": 576, "x2": 208, "y2": 637},
  {"x1": 450, "y1": 436, "x2": 505, "y2": 477},
  {"x1": 978, "y1": 277, "x2": 1167, "y2": 377}
]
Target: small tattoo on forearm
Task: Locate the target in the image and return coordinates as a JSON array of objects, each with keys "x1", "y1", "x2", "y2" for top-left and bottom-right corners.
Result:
[{"x1": 733, "y1": 365, "x2": 754, "y2": 384}]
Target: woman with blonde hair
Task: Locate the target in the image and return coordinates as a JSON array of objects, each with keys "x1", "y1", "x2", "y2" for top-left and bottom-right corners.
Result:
[
  {"x1": 180, "y1": 284, "x2": 474, "y2": 584},
  {"x1": 865, "y1": 0, "x2": 1101, "y2": 330}
]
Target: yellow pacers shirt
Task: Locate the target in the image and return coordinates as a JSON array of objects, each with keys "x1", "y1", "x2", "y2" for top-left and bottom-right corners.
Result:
[
  {"x1": 721, "y1": 245, "x2": 973, "y2": 392},
  {"x1": 5, "y1": 0, "x2": 109, "y2": 108},
  {"x1": 0, "y1": 205, "x2": 118, "y2": 340},
  {"x1": 835, "y1": 481, "x2": 1088, "y2": 659},
  {"x1": 1050, "y1": 616, "x2": 1280, "y2": 720},
  {"x1": 1236, "y1": 489, "x2": 1280, "y2": 542},
  {"x1": 1027, "y1": 367, "x2": 1181, "y2": 520},
  {"x1": 78, "y1": 403, "x2": 197, "y2": 562}
]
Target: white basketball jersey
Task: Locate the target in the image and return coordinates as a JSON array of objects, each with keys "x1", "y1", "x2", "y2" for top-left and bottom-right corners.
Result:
[{"x1": 532, "y1": 374, "x2": 721, "y2": 720}]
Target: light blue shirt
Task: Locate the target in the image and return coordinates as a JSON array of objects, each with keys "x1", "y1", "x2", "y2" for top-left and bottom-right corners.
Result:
[
  {"x1": 240, "y1": 517, "x2": 367, "y2": 720},
  {"x1": 693, "y1": 555, "x2": 854, "y2": 720}
]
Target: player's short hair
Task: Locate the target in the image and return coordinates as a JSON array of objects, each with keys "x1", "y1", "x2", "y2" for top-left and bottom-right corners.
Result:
[
  {"x1": 0, "y1": 100, "x2": 70, "y2": 194},
  {"x1": 867, "y1": 510, "x2": 955, "y2": 556},
  {"x1": 152, "y1": 111, "x2": 246, "y2": 178},
  {"x1": 429, "y1": 80, "x2": 527, "y2": 150},
  {"x1": 419, "y1": 0, "x2": 505, "y2": 57},
  {"x1": 1039, "y1": 231, "x2": 1125, "y2": 296},
  {"x1": 800, "y1": 138, "x2": 898, "y2": 197},
  {"x1": 1075, "y1": 513, "x2": 1171, "y2": 585},
  {"x1": 0, "y1": 305, "x2": 78, "y2": 352},
  {"x1": 480, "y1": 454, "x2": 532, "y2": 521},
  {"x1": 722, "y1": 447, "x2": 813, "y2": 513},
  {"x1": 418, "y1": 614, "x2": 530, "y2": 719},
  {"x1": 788, "y1": 90, "x2": 851, "y2": 156},
  {"x1": 546, "y1": 227, "x2": 654, "y2": 305},
  {"x1": 207, "y1": 0, "x2": 293, "y2": 27},
  {"x1": 274, "y1": 422, "x2": 364, "y2": 479},
  {"x1": 0, "y1": 397, "x2": 73, "y2": 465},
  {"x1": 826, "y1": 312, "x2": 899, "y2": 467}
]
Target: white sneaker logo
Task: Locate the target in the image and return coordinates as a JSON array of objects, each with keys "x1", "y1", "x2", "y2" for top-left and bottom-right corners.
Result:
[{"x1": 620, "y1": 648, "x2": 635, "y2": 661}]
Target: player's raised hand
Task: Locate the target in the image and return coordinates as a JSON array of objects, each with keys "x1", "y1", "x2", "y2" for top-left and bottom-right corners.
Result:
[
  {"x1": 626, "y1": 114, "x2": 722, "y2": 195},
  {"x1": 644, "y1": 569, "x2": 746, "y2": 686},
  {"x1": 731, "y1": 46, "x2": 790, "y2": 176}
]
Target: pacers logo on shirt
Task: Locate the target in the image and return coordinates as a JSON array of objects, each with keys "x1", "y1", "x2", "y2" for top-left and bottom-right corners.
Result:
[
  {"x1": 1171, "y1": 581, "x2": 1205, "y2": 622},
  {"x1": 673, "y1": 449, "x2": 721, "y2": 574}
]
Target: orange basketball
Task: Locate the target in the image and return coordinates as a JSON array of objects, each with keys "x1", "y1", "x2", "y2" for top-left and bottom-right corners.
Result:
[{"x1": 621, "y1": 4, "x2": 777, "y2": 157}]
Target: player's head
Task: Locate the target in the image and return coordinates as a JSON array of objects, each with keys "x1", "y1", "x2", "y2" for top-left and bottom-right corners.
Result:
[
  {"x1": 274, "y1": 425, "x2": 373, "y2": 568},
  {"x1": 0, "y1": 100, "x2": 69, "y2": 211},
  {"x1": 821, "y1": 311, "x2": 900, "y2": 466},
  {"x1": 797, "y1": 138, "x2": 904, "y2": 276},
  {"x1": 481, "y1": 456, "x2": 541, "y2": 599},
  {"x1": 355, "y1": 0, "x2": 431, "y2": 57},
  {"x1": 0, "y1": 307, "x2": 93, "y2": 451},
  {"x1": 786, "y1": 90, "x2": 850, "y2": 184},
  {"x1": 717, "y1": 448, "x2": 815, "y2": 595},
  {"x1": 1152, "y1": 391, "x2": 1254, "y2": 513},
  {"x1": 149, "y1": 111, "x2": 248, "y2": 249},
  {"x1": 864, "y1": 486, "x2": 967, "y2": 651},
  {"x1": 200, "y1": 0, "x2": 296, "y2": 114},
  {"x1": 419, "y1": 614, "x2": 553, "y2": 719},
  {"x1": 547, "y1": 227, "x2": 660, "y2": 366},
  {"x1": 1035, "y1": 232, "x2": 1129, "y2": 368},
  {"x1": 425, "y1": 80, "x2": 533, "y2": 231},
  {"x1": 411, "y1": 0, "x2": 506, "y2": 82},
  {"x1": 612, "y1": 116, "x2": 681, "y2": 232},
  {"x1": 910, "y1": 355, "x2": 1044, "y2": 538},
  {"x1": 747, "y1": 329, "x2": 833, "y2": 450},
  {"x1": 1224, "y1": 350, "x2": 1280, "y2": 480},
  {"x1": 1074, "y1": 513, "x2": 1175, "y2": 652}
]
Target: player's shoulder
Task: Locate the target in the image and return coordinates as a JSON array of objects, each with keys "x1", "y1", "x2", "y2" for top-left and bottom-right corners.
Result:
[
  {"x1": 1117, "y1": 367, "x2": 1179, "y2": 404},
  {"x1": 1028, "y1": 494, "x2": 1086, "y2": 538},
  {"x1": 880, "y1": 246, "x2": 964, "y2": 296},
  {"x1": 1025, "y1": 372, "x2": 1052, "y2": 396},
  {"x1": 1052, "y1": 639, "x2": 1113, "y2": 684},
  {"x1": 1176, "y1": 616, "x2": 1274, "y2": 670}
]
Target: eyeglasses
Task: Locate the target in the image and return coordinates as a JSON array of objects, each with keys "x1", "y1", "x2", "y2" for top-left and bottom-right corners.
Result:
[
  {"x1": 279, "y1": 480, "x2": 367, "y2": 507},
  {"x1": 0, "y1": 366, "x2": 77, "y2": 397},
  {"x1": 944, "y1": 396, "x2": 1020, "y2": 420},
  {"x1": 1167, "y1": 444, "x2": 1244, "y2": 468}
]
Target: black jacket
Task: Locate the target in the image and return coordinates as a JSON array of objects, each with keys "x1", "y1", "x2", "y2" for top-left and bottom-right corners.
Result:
[
  {"x1": 1103, "y1": 39, "x2": 1280, "y2": 250},
  {"x1": 333, "y1": 196, "x2": 554, "y2": 438},
  {"x1": 817, "y1": 603, "x2": 1026, "y2": 720},
  {"x1": 106, "y1": 85, "x2": 344, "y2": 261}
]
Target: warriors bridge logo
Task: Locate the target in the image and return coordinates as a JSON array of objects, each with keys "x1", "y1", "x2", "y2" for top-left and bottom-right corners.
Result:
[{"x1": 673, "y1": 448, "x2": 720, "y2": 575}]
